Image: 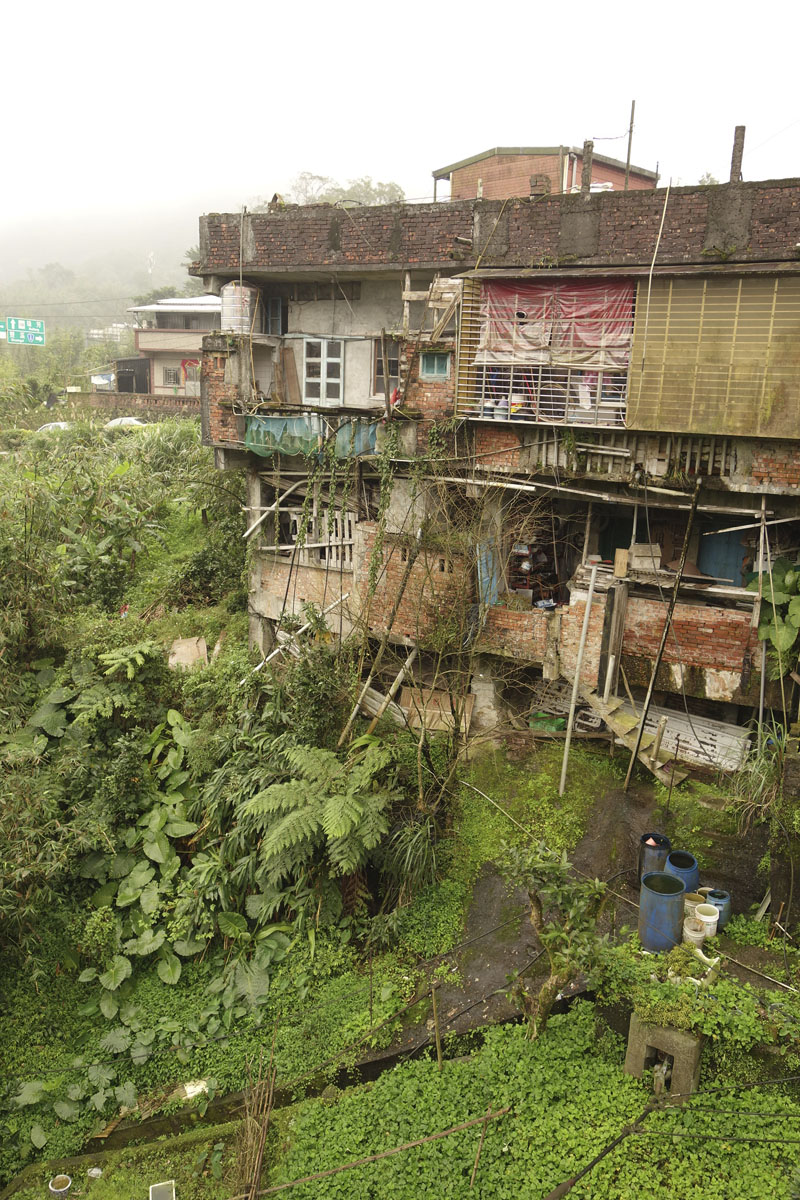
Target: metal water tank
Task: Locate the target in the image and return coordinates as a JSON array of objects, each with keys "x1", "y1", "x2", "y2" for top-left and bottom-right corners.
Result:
[{"x1": 220, "y1": 283, "x2": 263, "y2": 334}]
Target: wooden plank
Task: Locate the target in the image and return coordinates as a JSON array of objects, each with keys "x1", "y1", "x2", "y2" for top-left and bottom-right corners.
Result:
[
  {"x1": 400, "y1": 686, "x2": 475, "y2": 732},
  {"x1": 281, "y1": 345, "x2": 302, "y2": 406}
]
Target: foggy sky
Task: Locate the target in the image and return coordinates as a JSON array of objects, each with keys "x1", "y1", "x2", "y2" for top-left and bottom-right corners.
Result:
[{"x1": 1, "y1": 0, "x2": 798, "y2": 281}]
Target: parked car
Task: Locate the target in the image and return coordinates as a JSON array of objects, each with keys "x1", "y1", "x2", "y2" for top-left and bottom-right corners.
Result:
[
  {"x1": 37, "y1": 421, "x2": 72, "y2": 432},
  {"x1": 104, "y1": 417, "x2": 148, "y2": 429}
]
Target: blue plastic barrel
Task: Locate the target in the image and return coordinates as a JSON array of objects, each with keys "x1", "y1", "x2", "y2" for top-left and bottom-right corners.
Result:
[
  {"x1": 638, "y1": 832, "x2": 672, "y2": 882},
  {"x1": 639, "y1": 872, "x2": 686, "y2": 952},
  {"x1": 664, "y1": 850, "x2": 700, "y2": 895},
  {"x1": 706, "y1": 889, "x2": 732, "y2": 930}
]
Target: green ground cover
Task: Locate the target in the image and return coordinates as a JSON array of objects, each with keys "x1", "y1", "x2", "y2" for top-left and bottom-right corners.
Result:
[
  {"x1": 7, "y1": 1122, "x2": 239, "y2": 1200},
  {"x1": 263, "y1": 1003, "x2": 800, "y2": 1200}
]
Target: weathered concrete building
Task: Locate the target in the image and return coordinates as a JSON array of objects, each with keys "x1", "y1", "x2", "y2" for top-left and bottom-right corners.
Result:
[{"x1": 193, "y1": 144, "x2": 800, "y2": 773}]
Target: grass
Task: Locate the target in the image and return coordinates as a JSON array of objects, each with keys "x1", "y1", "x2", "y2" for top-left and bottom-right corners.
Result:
[
  {"x1": 7, "y1": 1121, "x2": 240, "y2": 1200},
  {"x1": 395, "y1": 741, "x2": 624, "y2": 960}
]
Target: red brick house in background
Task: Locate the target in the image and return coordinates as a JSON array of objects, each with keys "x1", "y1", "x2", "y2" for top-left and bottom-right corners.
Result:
[
  {"x1": 432, "y1": 145, "x2": 657, "y2": 200},
  {"x1": 193, "y1": 133, "x2": 800, "y2": 776}
]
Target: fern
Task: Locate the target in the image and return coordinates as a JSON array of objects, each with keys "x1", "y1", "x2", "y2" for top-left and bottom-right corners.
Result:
[
  {"x1": 283, "y1": 743, "x2": 344, "y2": 787},
  {"x1": 321, "y1": 791, "x2": 364, "y2": 841},
  {"x1": 260, "y1": 803, "x2": 323, "y2": 861},
  {"x1": 97, "y1": 641, "x2": 159, "y2": 680}
]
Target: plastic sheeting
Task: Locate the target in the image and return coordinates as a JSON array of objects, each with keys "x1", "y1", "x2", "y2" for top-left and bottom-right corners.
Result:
[
  {"x1": 476, "y1": 280, "x2": 634, "y2": 370},
  {"x1": 245, "y1": 414, "x2": 378, "y2": 459}
]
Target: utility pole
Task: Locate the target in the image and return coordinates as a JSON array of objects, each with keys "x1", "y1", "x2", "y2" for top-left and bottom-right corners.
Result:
[{"x1": 624, "y1": 100, "x2": 636, "y2": 191}]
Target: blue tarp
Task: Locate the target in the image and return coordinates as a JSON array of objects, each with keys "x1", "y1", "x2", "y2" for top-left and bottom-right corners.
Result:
[{"x1": 245, "y1": 414, "x2": 379, "y2": 460}]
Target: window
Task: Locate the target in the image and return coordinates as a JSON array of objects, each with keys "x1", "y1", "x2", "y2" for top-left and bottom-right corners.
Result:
[
  {"x1": 264, "y1": 296, "x2": 283, "y2": 335},
  {"x1": 304, "y1": 339, "x2": 343, "y2": 406},
  {"x1": 457, "y1": 278, "x2": 634, "y2": 427},
  {"x1": 184, "y1": 365, "x2": 199, "y2": 383},
  {"x1": 163, "y1": 366, "x2": 181, "y2": 386},
  {"x1": 420, "y1": 352, "x2": 450, "y2": 380},
  {"x1": 374, "y1": 338, "x2": 401, "y2": 393}
]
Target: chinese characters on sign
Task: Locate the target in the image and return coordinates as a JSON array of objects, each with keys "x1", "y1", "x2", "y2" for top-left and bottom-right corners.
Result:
[{"x1": 6, "y1": 318, "x2": 46, "y2": 345}]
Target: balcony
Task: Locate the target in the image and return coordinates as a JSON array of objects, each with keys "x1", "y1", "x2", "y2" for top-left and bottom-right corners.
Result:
[
  {"x1": 455, "y1": 276, "x2": 633, "y2": 429},
  {"x1": 244, "y1": 413, "x2": 379, "y2": 459}
]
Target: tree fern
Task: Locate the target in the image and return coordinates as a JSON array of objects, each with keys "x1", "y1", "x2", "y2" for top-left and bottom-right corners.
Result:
[
  {"x1": 260, "y1": 801, "x2": 323, "y2": 862},
  {"x1": 320, "y1": 790, "x2": 364, "y2": 841}
]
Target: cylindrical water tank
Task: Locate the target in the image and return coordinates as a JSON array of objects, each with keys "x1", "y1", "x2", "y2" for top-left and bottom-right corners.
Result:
[
  {"x1": 664, "y1": 850, "x2": 700, "y2": 895},
  {"x1": 220, "y1": 283, "x2": 263, "y2": 334},
  {"x1": 639, "y1": 871, "x2": 685, "y2": 952},
  {"x1": 637, "y1": 831, "x2": 672, "y2": 882}
]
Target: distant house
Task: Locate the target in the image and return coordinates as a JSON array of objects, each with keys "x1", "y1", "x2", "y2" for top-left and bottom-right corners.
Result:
[
  {"x1": 432, "y1": 145, "x2": 657, "y2": 200},
  {"x1": 126, "y1": 295, "x2": 221, "y2": 397}
]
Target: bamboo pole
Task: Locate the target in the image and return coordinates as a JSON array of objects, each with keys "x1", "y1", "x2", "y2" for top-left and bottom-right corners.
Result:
[
  {"x1": 365, "y1": 646, "x2": 418, "y2": 735},
  {"x1": 338, "y1": 527, "x2": 425, "y2": 747},
  {"x1": 431, "y1": 982, "x2": 443, "y2": 1072},
  {"x1": 559, "y1": 562, "x2": 599, "y2": 796},
  {"x1": 243, "y1": 480, "x2": 304, "y2": 539},
  {"x1": 623, "y1": 480, "x2": 702, "y2": 791},
  {"x1": 240, "y1": 593, "x2": 350, "y2": 683}
]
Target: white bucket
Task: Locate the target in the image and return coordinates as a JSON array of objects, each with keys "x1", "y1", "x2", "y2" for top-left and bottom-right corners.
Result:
[
  {"x1": 684, "y1": 892, "x2": 704, "y2": 918},
  {"x1": 697, "y1": 886, "x2": 713, "y2": 899},
  {"x1": 695, "y1": 903, "x2": 719, "y2": 938},
  {"x1": 683, "y1": 917, "x2": 706, "y2": 946}
]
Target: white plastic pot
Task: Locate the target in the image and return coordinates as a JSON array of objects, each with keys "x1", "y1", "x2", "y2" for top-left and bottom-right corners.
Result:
[
  {"x1": 695, "y1": 903, "x2": 720, "y2": 938},
  {"x1": 683, "y1": 917, "x2": 706, "y2": 946},
  {"x1": 49, "y1": 1177, "x2": 72, "y2": 1198},
  {"x1": 684, "y1": 892, "x2": 704, "y2": 918}
]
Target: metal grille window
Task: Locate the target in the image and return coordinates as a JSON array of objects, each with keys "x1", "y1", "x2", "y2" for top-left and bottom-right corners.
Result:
[
  {"x1": 456, "y1": 278, "x2": 634, "y2": 427},
  {"x1": 304, "y1": 339, "x2": 342, "y2": 406},
  {"x1": 163, "y1": 366, "x2": 181, "y2": 386}
]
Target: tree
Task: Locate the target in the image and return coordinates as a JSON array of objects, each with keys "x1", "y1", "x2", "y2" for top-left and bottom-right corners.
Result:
[
  {"x1": 253, "y1": 173, "x2": 406, "y2": 209},
  {"x1": 698, "y1": 172, "x2": 719, "y2": 186},
  {"x1": 502, "y1": 843, "x2": 607, "y2": 1038}
]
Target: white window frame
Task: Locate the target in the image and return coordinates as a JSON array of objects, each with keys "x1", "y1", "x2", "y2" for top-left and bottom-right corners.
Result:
[
  {"x1": 420, "y1": 351, "x2": 450, "y2": 380},
  {"x1": 303, "y1": 338, "x2": 343, "y2": 407}
]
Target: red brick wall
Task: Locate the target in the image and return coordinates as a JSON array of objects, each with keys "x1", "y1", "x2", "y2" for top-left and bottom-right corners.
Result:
[
  {"x1": 477, "y1": 605, "x2": 552, "y2": 659},
  {"x1": 623, "y1": 597, "x2": 757, "y2": 671},
  {"x1": 450, "y1": 153, "x2": 654, "y2": 200},
  {"x1": 47, "y1": 393, "x2": 200, "y2": 422},
  {"x1": 202, "y1": 353, "x2": 242, "y2": 446},
  {"x1": 451, "y1": 154, "x2": 565, "y2": 200},
  {"x1": 357, "y1": 525, "x2": 473, "y2": 644},
  {"x1": 473, "y1": 424, "x2": 526, "y2": 471},
  {"x1": 751, "y1": 442, "x2": 800, "y2": 487},
  {"x1": 196, "y1": 181, "x2": 800, "y2": 277},
  {"x1": 401, "y1": 343, "x2": 456, "y2": 454},
  {"x1": 558, "y1": 594, "x2": 607, "y2": 687}
]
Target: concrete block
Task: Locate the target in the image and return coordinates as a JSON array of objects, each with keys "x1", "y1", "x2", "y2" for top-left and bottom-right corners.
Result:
[{"x1": 623, "y1": 1012, "x2": 704, "y2": 1095}]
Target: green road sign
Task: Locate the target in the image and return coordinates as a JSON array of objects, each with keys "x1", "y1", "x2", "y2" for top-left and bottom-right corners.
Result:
[{"x1": 6, "y1": 317, "x2": 46, "y2": 346}]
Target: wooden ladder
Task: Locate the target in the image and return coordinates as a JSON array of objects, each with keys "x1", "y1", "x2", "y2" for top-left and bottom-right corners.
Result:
[{"x1": 579, "y1": 687, "x2": 688, "y2": 786}]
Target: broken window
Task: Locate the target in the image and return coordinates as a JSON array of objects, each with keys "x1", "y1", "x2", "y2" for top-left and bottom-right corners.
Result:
[
  {"x1": 458, "y1": 278, "x2": 634, "y2": 427},
  {"x1": 304, "y1": 339, "x2": 343, "y2": 406},
  {"x1": 374, "y1": 338, "x2": 401, "y2": 394},
  {"x1": 264, "y1": 503, "x2": 355, "y2": 570}
]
